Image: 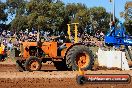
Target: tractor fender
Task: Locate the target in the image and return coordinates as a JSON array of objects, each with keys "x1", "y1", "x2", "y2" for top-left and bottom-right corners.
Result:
[{"x1": 64, "y1": 43, "x2": 86, "y2": 59}]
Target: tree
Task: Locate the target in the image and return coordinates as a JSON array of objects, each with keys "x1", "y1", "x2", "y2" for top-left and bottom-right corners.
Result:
[
  {"x1": 125, "y1": 1, "x2": 132, "y2": 22},
  {"x1": 0, "y1": 1, "x2": 7, "y2": 23},
  {"x1": 6, "y1": 0, "x2": 27, "y2": 31},
  {"x1": 6, "y1": 0, "x2": 26, "y2": 16},
  {"x1": 11, "y1": 15, "x2": 28, "y2": 32},
  {"x1": 65, "y1": 4, "x2": 110, "y2": 35},
  {"x1": 123, "y1": 1, "x2": 132, "y2": 35},
  {"x1": 7, "y1": 0, "x2": 112, "y2": 36},
  {"x1": 26, "y1": 0, "x2": 65, "y2": 34},
  {"x1": 89, "y1": 7, "x2": 111, "y2": 34},
  {"x1": 64, "y1": 3, "x2": 89, "y2": 34},
  {"x1": 124, "y1": 20, "x2": 132, "y2": 35}
]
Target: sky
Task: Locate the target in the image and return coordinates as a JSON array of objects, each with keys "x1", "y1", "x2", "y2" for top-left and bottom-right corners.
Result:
[
  {"x1": 1, "y1": 0, "x2": 131, "y2": 24},
  {"x1": 63, "y1": 0, "x2": 131, "y2": 22}
]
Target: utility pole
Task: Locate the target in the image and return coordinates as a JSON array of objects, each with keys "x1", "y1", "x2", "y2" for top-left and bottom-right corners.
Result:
[
  {"x1": 109, "y1": 0, "x2": 115, "y2": 22},
  {"x1": 112, "y1": 0, "x2": 115, "y2": 22},
  {"x1": 110, "y1": 12, "x2": 112, "y2": 29}
]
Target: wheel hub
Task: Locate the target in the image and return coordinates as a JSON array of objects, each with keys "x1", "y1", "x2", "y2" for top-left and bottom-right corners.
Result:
[
  {"x1": 30, "y1": 61, "x2": 39, "y2": 70},
  {"x1": 76, "y1": 53, "x2": 90, "y2": 68}
]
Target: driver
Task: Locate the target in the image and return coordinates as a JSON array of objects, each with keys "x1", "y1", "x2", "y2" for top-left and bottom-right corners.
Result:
[{"x1": 57, "y1": 34, "x2": 71, "y2": 56}]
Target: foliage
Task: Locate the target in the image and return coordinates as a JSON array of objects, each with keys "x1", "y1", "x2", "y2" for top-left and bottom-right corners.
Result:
[
  {"x1": 123, "y1": 1, "x2": 132, "y2": 35},
  {"x1": 124, "y1": 20, "x2": 132, "y2": 35},
  {"x1": 0, "y1": 1, "x2": 7, "y2": 23},
  {"x1": 4, "y1": 0, "x2": 113, "y2": 35},
  {"x1": 6, "y1": 0, "x2": 26, "y2": 16},
  {"x1": 26, "y1": 0, "x2": 65, "y2": 33},
  {"x1": 65, "y1": 4, "x2": 110, "y2": 34},
  {"x1": 11, "y1": 15, "x2": 28, "y2": 32}
]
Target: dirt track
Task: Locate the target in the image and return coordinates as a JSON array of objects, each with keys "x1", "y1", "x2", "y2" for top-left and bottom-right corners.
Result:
[
  {"x1": 0, "y1": 71, "x2": 132, "y2": 88},
  {"x1": 0, "y1": 59, "x2": 132, "y2": 88}
]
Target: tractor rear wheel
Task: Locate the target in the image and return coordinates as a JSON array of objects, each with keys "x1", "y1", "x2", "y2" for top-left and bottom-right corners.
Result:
[
  {"x1": 66, "y1": 45, "x2": 94, "y2": 71},
  {"x1": 25, "y1": 57, "x2": 42, "y2": 72}
]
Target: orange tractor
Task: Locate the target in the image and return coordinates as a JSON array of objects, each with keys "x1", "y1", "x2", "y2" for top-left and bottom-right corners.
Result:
[{"x1": 15, "y1": 23, "x2": 94, "y2": 72}]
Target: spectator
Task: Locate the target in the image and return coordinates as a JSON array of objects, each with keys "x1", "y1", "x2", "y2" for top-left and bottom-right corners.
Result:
[
  {"x1": 0, "y1": 42, "x2": 5, "y2": 60},
  {"x1": 14, "y1": 39, "x2": 19, "y2": 47},
  {"x1": 3, "y1": 39, "x2": 7, "y2": 46},
  {"x1": 0, "y1": 43, "x2": 2, "y2": 60},
  {"x1": 2, "y1": 30, "x2": 6, "y2": 37},
  {"x1": 7, "y1": 40, "x2": 13, "y2": 52},
  {"x1": 100, "y1": 31, "x2": 104, "y2": 37}
]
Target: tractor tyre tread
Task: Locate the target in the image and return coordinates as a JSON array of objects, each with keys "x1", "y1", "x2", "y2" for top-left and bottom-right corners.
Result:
[{"x1": 66, "y1": 45, "x2": 94, "y2": 71}]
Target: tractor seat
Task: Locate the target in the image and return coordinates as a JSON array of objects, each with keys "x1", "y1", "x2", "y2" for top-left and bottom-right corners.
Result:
[{"x1": 57, "y1": 43, "x2": 67, "y2": 56}]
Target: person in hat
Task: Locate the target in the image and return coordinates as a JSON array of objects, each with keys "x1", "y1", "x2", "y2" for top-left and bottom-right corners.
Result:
[
  {"x1": 0, "y1": 43, "x2": 2, "y2": 60},
  {"x1": 0, "y1": 42, "x2": 6, "y2": 61}
]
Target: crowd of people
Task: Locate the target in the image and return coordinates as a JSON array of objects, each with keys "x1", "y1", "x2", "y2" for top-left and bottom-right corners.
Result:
[
  {"x1": 0, "y1": 29, "x2": 51, "y2": 46},
  {"x1": 0, "y1": 29, "x2": 105, "y2": 47},
  {"x1": 0, "y1": 28, "x2": 105, "y2": 60},
  {"x1": 0, "y1": 29, "x2": 48, "y2": 60}
]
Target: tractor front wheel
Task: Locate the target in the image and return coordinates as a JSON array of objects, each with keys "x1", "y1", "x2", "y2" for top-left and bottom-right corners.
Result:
[{"x1": 25, "y1": 57, "x2": 42, "y2": 72}]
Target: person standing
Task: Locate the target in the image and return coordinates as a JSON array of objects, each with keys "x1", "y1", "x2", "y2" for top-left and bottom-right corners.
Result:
[
  {"x1": 7, "y1": 40, "x2": 13, "y2": 57},
  {"x1": 0, "y1": 42, "x2": 5, "y2": 61},
  {"x1": 0, "y1": 43, "x2": 2, "y2": 60}
]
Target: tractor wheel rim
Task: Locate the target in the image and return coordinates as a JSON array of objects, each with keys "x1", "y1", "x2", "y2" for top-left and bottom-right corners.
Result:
[
  {"x1": 29, "y1": 60, "x2": 39, "y2": 70},
  {"x1": 76, "y1": 52, "x2": 90, "y2": 68}
]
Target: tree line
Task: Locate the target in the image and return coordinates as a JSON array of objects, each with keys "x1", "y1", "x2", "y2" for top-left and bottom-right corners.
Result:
[{"x1": 0, "y1": 0, "x2": 131, "y2": 35}]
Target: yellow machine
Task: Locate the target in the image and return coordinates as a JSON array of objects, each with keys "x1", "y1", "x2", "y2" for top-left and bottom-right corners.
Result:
[{"x1": 67, "y1": 23, "x2": 79, "y2": 43}]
